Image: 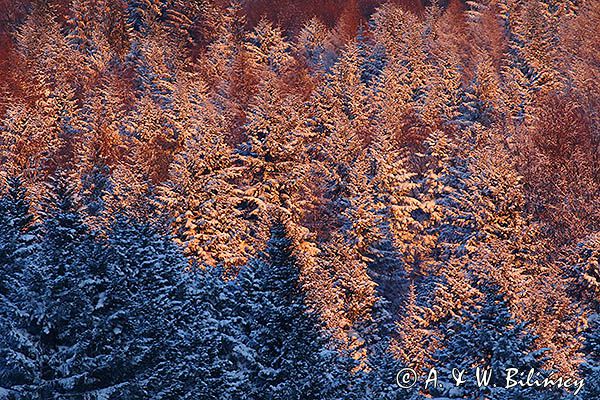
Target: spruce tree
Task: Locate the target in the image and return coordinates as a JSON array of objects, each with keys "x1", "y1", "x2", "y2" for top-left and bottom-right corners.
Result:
[
  {"x1": 0, "y1": 171, "x2": 102, "y2": 398},
  {"x1": 361, "y1": 340, "x2": 408, "y2": 400},
  {"x1": 235, "y1": 220, "x2": 351, "y2": 400},
  {"x1": 580, "y1": 314, "x2": 600, "y2": 398},
  {"x1": 177, "y1": 265, "x2": 251, "y2": 400},
  {"x1": 422, "y1": 284, "x2": 554, "y2": 400},
  {"x1": 101, "y1": 215, "x2": 190, "y2": 398},
  {"x1": 0, "y1": 176, "x2": 35, "y2": 296}
]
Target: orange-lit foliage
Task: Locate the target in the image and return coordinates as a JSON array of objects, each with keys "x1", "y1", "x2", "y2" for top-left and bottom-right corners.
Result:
[
  {"x1": 0, "y1": 0, "x2": 598, "y2": 379},
  {"x1": 521, "y1": 92, "x2": 600, "y2": 242}
]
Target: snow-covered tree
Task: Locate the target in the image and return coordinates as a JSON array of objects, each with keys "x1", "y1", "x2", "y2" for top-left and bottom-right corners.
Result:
[
  {"x1": 361, "y1": 340, "x2": 407, "y2": 400},
  {"x1": 235, "y1": 221, "x2": 352, "y2": 400},
  {"x1": 236, "y1": 75, "x2": 314, "y2": 240},
  {"x1": 580, "y1": 314, "x2": 600, "y2": 399},
  {"x1": 100, "y1": 214, "x2": 191, "y2": 398},
  {"x1": 0, "y1": 171, "x2": 103, "y2": 398},
  {"x1": 181, "y1": 266, "x2": 251, "y2": 399},
  {"x1": 422, "y1": 285, "x2": 552, "y2": 400},
  {"x1": 0, "y1": 176, "x2": 35, "y2": 296}
]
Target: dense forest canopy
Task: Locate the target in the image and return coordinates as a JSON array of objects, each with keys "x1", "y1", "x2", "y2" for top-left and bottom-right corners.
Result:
[{"x1": 0, "y1": 0, "x2": 599, "y2": 398}]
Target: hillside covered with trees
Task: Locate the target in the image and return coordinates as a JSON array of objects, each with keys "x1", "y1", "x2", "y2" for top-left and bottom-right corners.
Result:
[{"x1": 0, "y1": 0, "x2": 599, "y2": 398}]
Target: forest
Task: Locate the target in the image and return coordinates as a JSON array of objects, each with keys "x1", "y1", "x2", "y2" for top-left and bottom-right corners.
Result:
[{"x1": 0, "y1": 0, "x2": 599, "y2": 398}]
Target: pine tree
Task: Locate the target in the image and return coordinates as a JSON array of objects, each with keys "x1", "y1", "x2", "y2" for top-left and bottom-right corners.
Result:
[
  {"x1": 161, "y1": 128, "x2": 249, "y2": 270},
  {"x1": 391, "y1": 284, "x2": 432, "y2": 371},
  {"x1": 158, "y1": 77, "x2": 253, "y2": 272},
  {"x1": 0, "y1": 176, "x2": 36, "y2": 399},
  {"x1": 370, "y1": 131, "x2": 419, "y2": 277},
  {"x1": 125, "y1": 0, "x2": 164, "y2": 34},
  {"x1": 319, "y1": 231, "x2": 377, "y2": 356},
  {"x1": 459, "y1": 55, "x2": 500, "y2": 126},
  {"x1": 76, "y1": 77, "x2": 128, "y2": 221},
  {"x1": 572, "y1": 234, "x2": 600, "y2": 308},
  {"x1": 65, "y1": 0, "x2": 118, "y2": 81},
  {"x1": 0, "y1": 172, "x2": 203, "y2": 398},
  {"x1": 236, "y1": 75, "x2": 314, "y2": 243},
  {"x1": 361, "y1": 340, "x2": 407, "y2": 400},
  {"x1": 371, "y1": 3, "x2": 430, "y2": 144},
  {"x1": 422, "y1": 11, "x2": 463, "y2": 130},
  {"x1": 296, "y1": 17, "x2": 332, "y2": 74},
  {"x1": 182, "y1": 266, "x2": 251, "y2": 399},
  {"x1": 468, "y1": 127, "x2": 582, "y2": 373},
  {"x1": 244, "y1": 19, "x2": 294, "y2": 76},
  {"x1": 356, "y1": 26, "x2": 387, "y2": 86}
]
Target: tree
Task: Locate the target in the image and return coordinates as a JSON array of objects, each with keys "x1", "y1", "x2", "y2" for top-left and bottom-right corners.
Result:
[
  {"x1": 0, "y1": 171, "x2": 204, "y2": 399},
  {"x1": 235, "y1": 221, "x2": 351, "y2": 400},
  {"x1": 319, "y1": 231, "x2": 378, "y2": 357},
  {"x1": 182, "y1": 266, "x2": 251, "y2": 400},
  {"x1": 422, "y1": 285, "x2": 552, "y2": 400},
  {"x1": 0, "y1": 176, "x2": 36, "y2": 399},
  {"x1": 572, "y1": 234, "x2": 600, "y2": 309},
  {"x1": 236, "y1": 75, "x2": 314, "y2": 243},
  {"x1": 370, "y1": 131, "x2": 418, "y2": 276},
  {"x1": 361, "y1": 340, "x2": 407, "y2": 400},
  {"x1": 459, "y1": 54, "x2": 500, "y2": 126},
  {"x1": 468, "y1": 127, "x2": 582, "y2": 373},
  {"x1": 244, "y1": 19, "x2": 294, "y2": 76},
  {"x1": 421, "y1": 6, "x2": 464, "y2": 131},
  {"x1": 580, "y1": 314, "x2": 600, "y2": 399},
  {"x1": 100, "y1": 214, "x2": 191, "y2": 398},
  {"x1": 76, "y1": 76, "x2": 129, "y2": 221},
  {"x1": 390, "y1": 284, "x2": 433, "y2": 371},
  {"x1": 371, "y1": 3, "x2": 430, "y2": 144},
  {"x1": 296, "y1": 17, "x2": 333, "y2": 74},
  {"x1": 0, "y1": 171, "x2": 103, "y2": 398},
  {"x1": 159, "y1": 109, "x2": 252, "y2": 273},
  {"x1": 125, "y1": 0, "x2": 164, "y2": 34},
  {"x1": 0, "y1": 176, "x2": 35, "y2": 297}
]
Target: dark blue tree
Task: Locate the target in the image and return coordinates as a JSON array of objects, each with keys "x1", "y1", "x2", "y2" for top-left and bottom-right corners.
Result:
[
  {"x1": 100, "y1": 214, "x2": 190, "y2": 398},
  {"x1": 0, "y1": 176, "x2": 35, "y2": 297},
  {"x1": 235, "y1": 220, "x2": 352, "y2": 400},
  {"x1": 0, "y1": 171, "x2": 103, "y2": 398},
  {"x1": 421, "y1": 284, "x2": 557, "y2": 400},
  {"x1": 579, "y1": 314, "x2": 600, "y2": 398},
  {"x1": 360, "y1": 340, "x2": 408, "y2": 400}
]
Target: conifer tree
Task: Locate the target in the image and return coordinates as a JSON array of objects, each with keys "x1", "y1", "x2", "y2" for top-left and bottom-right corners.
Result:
[
  {"x1": 422, "y1": 285, "x2": 551, "y2": 400},
  {"x1": 296, "y1": 17, "x2": 332, "y2": 73},
  {"x1": 580, "y1": 314, "x2": 600, "y2": 399},
  {"x1": 235, "y1": 221, "x2": 351, "y2": 400},
  {"x1": 76, "y1": 77, "x2": 129, "y2": 221},
  {"x1": 0, "y1": 171, "x2": 102, "y2": 398},
  {"x1": 361, "y1": 340, "x2": 407, "y2": 400},
  {"x1": 126, "y1": 0, "x2": 164, "y2": 34},
  {"x1": 160, "y1": 113, "x2": 251, "y2": 272},
  {"x1": 459, "y1": 55, "x2": 500, "y2": 126},
  {"x1": 0, "y1": 176, "x2": 35, "y2": 296},
  {"x1": 236, "y1": 75, "x2": 314, "y2": 239},
  {"x1": 468, "y1": 127, "x2": 582, "y2": 373},
  {"x1": 370, "y1": 131, "x2": 419, "y2": 277},
  {"x1": 573, "y1": 234, "x2": 600, "y2": 308},
  {"x1": 101, "y1": 214, "x2": 191, "y2": 398},
  {"x1": 183, "y1": 266, "x2": 251, "y2": 400},
  {"x1": 244, "y1": 19, "x2": 294, "y2": 76},
  {"x1": 391, "y1": 284, "x2": 432, "y2": 370}
]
